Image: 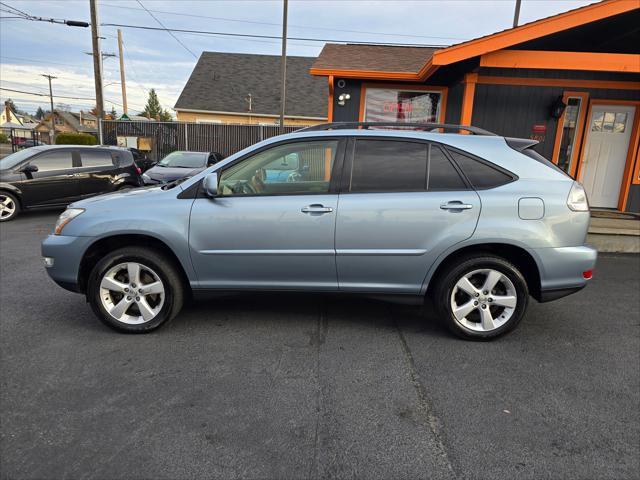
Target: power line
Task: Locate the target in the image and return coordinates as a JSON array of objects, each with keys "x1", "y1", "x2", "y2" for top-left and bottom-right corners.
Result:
[
  {"x1": 100, "y1": 2, "x2": 467, "y2": 41},
  {"x1": 0, "y1": 55, "x2": 92, "y2": 68},
  {"x1": 135, "y1": 0, "x2": 198, "y2": 59},
  {"x1": 0, "y1": 1, "x2": 30, "y2": 18},
  {"x1": 101, "y1": 22, "x2": 449, "y2": 47},
  {"x1": 0, "y1": 86, "x2": 144, "y2": 109}
]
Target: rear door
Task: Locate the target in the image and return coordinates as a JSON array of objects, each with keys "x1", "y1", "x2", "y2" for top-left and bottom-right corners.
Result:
[
  {"x1": 77, "y1": 149, "x2": 118, "y2": 197},
  {"x1": 335, "y1": 138, "x2": 481, "y2": 293},
  {"x1": 17, "y1": 149, "x2": 81, "y2": 206}
]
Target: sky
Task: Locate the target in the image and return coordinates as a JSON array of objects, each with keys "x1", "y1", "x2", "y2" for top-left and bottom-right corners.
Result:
[{"x1": 0, "y1": 0, "x2": 598, "y2": 117}]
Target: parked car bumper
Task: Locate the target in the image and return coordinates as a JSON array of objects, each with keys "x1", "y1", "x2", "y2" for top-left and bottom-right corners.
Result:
[
  {"x1": 41, "y1": 234, "x2": 93, "y2": 293},
  {"x1": 534, "y1": 245, "x2": 597, "y2": 302}
]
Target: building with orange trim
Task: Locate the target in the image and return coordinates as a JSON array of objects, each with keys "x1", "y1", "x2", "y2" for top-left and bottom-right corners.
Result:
[{"x1": 310, "y1": 0, "x2": 640, "y2": 213}]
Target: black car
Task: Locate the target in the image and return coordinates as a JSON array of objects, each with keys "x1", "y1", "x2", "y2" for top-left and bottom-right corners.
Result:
[
  {"x1": 142, "y1": 150, "x2": 223, "y2": 185},
  {"x1": 0, "y1": 145, "x2": 143, "y2": 222},
  {"x1": 102, "y1": 146, "x2": 156, "y2": 172}
]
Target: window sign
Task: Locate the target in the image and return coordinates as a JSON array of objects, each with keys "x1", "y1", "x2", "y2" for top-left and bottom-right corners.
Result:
[
  {"x1": 363, "y1": 88, "x2": 441, "y2": 123},
  {"x1": 556, "y1": 97, "x2": 582, "y2": 174}
]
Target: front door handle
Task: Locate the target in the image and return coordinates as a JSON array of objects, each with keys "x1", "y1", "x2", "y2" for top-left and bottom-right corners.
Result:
[
  {"x1": 440, "y1": 201, "x2": 473, "y2": 211},
  {"x1": 301, "y1": 204, "x2": 333, "y2": 214}
]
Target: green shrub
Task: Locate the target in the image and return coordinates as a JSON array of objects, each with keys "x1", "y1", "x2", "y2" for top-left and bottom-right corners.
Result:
[
  {"x1": 0, "y1": 132, "x2": 9, "y2": 143},
  {"x1": 55, "y1": 133, "x2": 97, "y2": 145}
]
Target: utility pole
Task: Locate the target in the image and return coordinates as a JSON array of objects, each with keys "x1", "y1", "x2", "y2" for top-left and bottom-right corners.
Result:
[
  {"x1": 279, "y1": 0, "x2": 288, "y2": 130},
  {"x1": 41, "y1": 74, "x2": 57, "y2": 144},
  {"x1": 117, "y1": 29, "x2": 128, "y2": 116},
  {"x1": 513, "y1": 0, "x2": 522, "y2": 28},
  {"x1": 89, "y1": 0, "x2": 105, "y2": 143}
]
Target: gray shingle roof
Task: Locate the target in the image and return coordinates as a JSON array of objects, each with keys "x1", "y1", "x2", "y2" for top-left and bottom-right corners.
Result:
[{"x1": 174, "y1": 52, "x2": 327, "y2": 119}]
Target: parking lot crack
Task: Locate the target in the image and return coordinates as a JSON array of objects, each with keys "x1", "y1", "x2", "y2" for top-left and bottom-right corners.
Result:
[
  {"x1": 308, "y1": 301, "x2": 327, "y2": 480},
  {"x1": 392, "y1": 314, "x2": 458, "y2": 479}
]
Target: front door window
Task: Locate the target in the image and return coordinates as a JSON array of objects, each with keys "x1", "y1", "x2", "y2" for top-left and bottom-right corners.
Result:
[{"x1": 219, "y1": 140, "x2": 338, "y2": 196}]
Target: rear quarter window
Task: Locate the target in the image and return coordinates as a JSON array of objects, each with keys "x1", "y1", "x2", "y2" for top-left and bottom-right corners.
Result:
[{"x1": 447, "y1": 149, "x2": 515, "y2": 189}]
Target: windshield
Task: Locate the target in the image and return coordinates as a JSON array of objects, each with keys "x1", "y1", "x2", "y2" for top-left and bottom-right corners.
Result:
[
  {"x1": 157, "y1": 151, "x2": 207, "y2": 168},
  {"x1": 0, "y1": 148, "x2": 38, "y2": 170}
]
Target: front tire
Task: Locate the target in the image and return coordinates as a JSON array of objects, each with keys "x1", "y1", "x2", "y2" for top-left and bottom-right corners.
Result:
[
  {"x1": 0, "y1": 192, "x2": 20, "y2": 222},
  {"x1": 87, "y1": 247, "x2": 185, "y2": 333},
  {"x1": 434, "y1": 255, "x2": 529, "y2": 340}
]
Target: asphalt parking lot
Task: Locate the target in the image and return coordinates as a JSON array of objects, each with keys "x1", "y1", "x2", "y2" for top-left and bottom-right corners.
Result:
[{"x1": 1, "y1": 211, "x2": 638, "y2": 480}]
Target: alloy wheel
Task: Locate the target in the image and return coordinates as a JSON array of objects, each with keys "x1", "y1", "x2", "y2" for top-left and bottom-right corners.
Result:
[
  {"x1": 0, "y1": 195, "x2": 16, "y2": 220},
  {"x1": 99, "y1": 262, "x2": 165, "y2": 324},
  {"x1": 450, "y1": 268, "x2": 517, "y2": 332}
]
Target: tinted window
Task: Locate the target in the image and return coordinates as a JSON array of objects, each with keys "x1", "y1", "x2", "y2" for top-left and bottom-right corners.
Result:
[
  {"x1": 0, "y1": 148, "x2": 38, "y2": 170},
  {"x1": 29, "y1": 151, "x2": 73, "y2": 172},
  {"x1": 81, "y1": 150, "x2": 113, "y2": 167},
  {"x1": 427, "y1": 145, "x2": 466, "y2": 190},
  {"x1": 448, "y1": 150, "x2": 513, "y2": 189},
  {"x1": 350, "y1": 140, "x2": 427, "y2": 192},
  {"x1": 220, "y1": 140, "x2": 338, "y2": 196}
]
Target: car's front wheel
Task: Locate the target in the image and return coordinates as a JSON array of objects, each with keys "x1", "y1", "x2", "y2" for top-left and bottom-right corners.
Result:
[
  {"x1": 87, "y1": 247, "x2": 185, "y2": 333},
  {"x1": 0, "y1": 192, "x2": 19, "y2": 222},
  {"x1": 434, "y1": 255, "x2": 529, "y2": 340}
]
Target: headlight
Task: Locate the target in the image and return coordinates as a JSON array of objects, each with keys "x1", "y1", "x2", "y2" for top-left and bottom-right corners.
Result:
[
  {"x1": 567, "y1": 182, "x2": 589, "y2": 212},
  {"x1": 54, "y1": 208, "x2": 84, "y2": 235},
  {"x1": 142, "y1": 173, "x2": 151, "y2": 183}
]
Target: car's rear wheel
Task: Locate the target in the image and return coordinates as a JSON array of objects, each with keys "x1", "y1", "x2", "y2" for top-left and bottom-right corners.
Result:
[
  {"x1": 434, "y1": 255, "x2": 529, "y2": 340},
  {"x1": 0, "y1": 192, "x2": 19, "y2": 222},
  {"x1": 87, "y1": 247, "x2": 184, "y2": 333}
]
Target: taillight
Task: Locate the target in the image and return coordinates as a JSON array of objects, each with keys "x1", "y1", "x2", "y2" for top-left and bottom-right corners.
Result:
[
  {"x1": 567, "y1": 182, "x2": 589, "y2": 212},
  {"x1": 583, "y1": 270, "x2": 593, "y2": 279},
  {"x1": 136, "y1": 167, "x2": 142, "y2": 174}
]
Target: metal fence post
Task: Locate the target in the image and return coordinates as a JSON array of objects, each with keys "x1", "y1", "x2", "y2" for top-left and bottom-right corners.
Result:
[{"x1": 184, "y1": 123, "x2": 189, "y2": 150}]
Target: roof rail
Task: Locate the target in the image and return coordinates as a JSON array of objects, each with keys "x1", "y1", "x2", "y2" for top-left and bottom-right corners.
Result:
[{"x1": 297, "y1": 122, "x2": 496, "y2": 136}]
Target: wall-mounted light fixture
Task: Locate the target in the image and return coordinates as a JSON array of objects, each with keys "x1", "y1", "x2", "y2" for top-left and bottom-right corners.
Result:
[{"x1": 338, "y1": 93, "x2": 351, "y2": 106}]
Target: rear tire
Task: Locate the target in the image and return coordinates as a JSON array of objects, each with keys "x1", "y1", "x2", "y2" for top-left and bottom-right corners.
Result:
[
  {"x1": 0, "y1": 192, "x2": 20, "y2": 222},
  {"x1": 87, "y1": 247, "x2": 184, "y2": 333},
  {"x1": 433, "y1": 255, "x2": 529, "y2": 340}
]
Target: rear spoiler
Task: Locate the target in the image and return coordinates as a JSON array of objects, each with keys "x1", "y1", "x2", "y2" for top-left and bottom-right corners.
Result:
[{"x1": 504, "y1": 137, "x2": 539, "y2": 152}]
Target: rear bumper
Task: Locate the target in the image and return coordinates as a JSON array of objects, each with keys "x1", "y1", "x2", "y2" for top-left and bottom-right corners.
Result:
[
  {"x1": 533, "y1": 245, "x2": 597, "y2": 302},
  {"x1": 41, "y1": 234, "x2": 93, "y2": 293}
]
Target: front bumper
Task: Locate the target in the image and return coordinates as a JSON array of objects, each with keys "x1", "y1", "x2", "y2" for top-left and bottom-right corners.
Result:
[
  {"x1": 41, "y1": 234, "x2": 94, "y2": 293},
  {"x1": 534, "y1": 245, "x2": 597, "y2": 302}
]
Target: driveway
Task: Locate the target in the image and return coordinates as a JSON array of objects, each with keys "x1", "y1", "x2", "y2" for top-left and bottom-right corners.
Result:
[{"x1": 1, "y1": 211, "x2": 638, "y2": 480}]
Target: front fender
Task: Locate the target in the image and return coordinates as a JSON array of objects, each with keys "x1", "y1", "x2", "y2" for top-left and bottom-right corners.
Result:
[{"x1": 0, "y1": 182, "x2": 22, "y2": 196}]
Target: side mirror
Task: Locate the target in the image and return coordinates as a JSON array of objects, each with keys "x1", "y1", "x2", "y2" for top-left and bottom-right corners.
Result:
[
  {"x1": 21, "y1": 164, "x2": 38, "y2": 173},
  {"x1": 202, "y1": 172, "x2": 219, "y2": 198}
]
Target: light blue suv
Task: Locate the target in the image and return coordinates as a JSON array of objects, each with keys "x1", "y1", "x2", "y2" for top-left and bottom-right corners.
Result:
[{"x1": 41, "y1": 123, "x2": 596, "y2": 339}]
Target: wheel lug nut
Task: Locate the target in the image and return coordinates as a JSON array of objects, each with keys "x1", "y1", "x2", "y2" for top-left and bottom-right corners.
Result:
[
  {"x1": 483, "y1": 290, "x2": 488, "y2": 295},
  {"x1": 126, "y1": 296, "x2": 131, "y2": 301},
  {"x1": 481, "y1": 304, "x2": 487, "y2": 309},
  {"x1": 474, "y1": 301, "x2": 478, "y2": 306},
  {"x1": 131, "y1": 283, "x2": 136, "y2": 288},
  {"x1": 124, "y1": 288, "x2": 129, "y2": 292},
  {"x1": 475, "y1": 293, "x2": 480, "y2": 297},
  {"x1": 488, "y1": 298, "x2": 493, "y2": 302},
  {"x1": 135, "y1": 296, "x2": 140, "y2": 301}
]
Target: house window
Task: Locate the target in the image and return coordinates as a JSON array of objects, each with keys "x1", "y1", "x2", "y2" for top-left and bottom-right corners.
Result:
[
  {"x1": 363, "y1": 88, "x2": 442, "y2": 123},
  {"x1": 556, "y1": 97, "x2": 583, "y2": 174}
]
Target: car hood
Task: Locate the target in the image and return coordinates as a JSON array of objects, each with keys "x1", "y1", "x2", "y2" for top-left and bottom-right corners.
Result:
[
  {"x1": 70, "y1": 184, "x2": 167, "y2": 208},
  {"x1": 144, "y1": 165, "x2": 203, "y2": 182}
]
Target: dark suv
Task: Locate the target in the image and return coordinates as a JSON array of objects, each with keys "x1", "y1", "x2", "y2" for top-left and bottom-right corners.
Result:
[{"x1": 0, "y1": 145, "x2": 143, "y2": 222}]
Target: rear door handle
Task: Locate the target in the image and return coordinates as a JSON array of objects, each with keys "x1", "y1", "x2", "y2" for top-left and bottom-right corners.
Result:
[
  {"x1": 440, "y1": 201, "x2": 473, "y2": 211},
  {"x1": 301, "y1": 204, "x2": 333, "y2": 214}
]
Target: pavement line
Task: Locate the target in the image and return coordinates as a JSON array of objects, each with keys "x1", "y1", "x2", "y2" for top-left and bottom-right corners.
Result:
[
  {"x1": 391, "y1": 311, "x2": 458, "y2": 478},
  {"x1": 309, "y1": 301, "x2": 327, "y2": 480}
]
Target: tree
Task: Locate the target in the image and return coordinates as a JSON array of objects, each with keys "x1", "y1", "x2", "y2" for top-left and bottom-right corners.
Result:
[
  {"x1": 109, "y1": 105, "x2": 117, "y2": 119},
  {"x1": 140, "y1": 89, "x2": 172, "y2": 121},
  {"x1": 35, "y1": 107, "x2": 45, "y2": 119}
]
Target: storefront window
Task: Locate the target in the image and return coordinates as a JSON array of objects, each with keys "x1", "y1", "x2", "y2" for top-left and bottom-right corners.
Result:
[
  {"x1": 363, "y1": 88, "x2": 441, "y2": 123},
  {"x1": 557, "y1": 97, "x2": 582, "y2": 174}
]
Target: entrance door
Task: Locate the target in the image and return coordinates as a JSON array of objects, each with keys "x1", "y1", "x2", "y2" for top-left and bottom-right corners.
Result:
[{"x1": 580, "y1": 104, "x2": 635, "y2": 208}]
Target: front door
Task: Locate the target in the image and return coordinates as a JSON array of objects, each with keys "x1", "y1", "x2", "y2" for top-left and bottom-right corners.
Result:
[
  {"x1": 17, "y1": 148, "x2": 81, "y2": 206},
  {"x1": 580, "y1": 104, "x2": 636, "y2": 208},
  {"x1": 189, "y1": 138, "x2": 344, "y2": 290},
  {"x1": 335, "y1": 138, "x2": 481, "y2": 293}
]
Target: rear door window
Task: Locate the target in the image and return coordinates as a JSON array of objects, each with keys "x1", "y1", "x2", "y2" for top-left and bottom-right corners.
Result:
[
  {"x1": 447, "y1": 149, "x2": 514, "y2": 189},
  {"x1": 350, "y1": 139, "x2": 427, "y2": 192},
  {"x1": 427, "y1": 145, "x2": 466, "y2": 190},
  {"x1": 80, "y1": 150, "x2": 114, "y2": 168},
  {"x1": 349, "y1": 139, "x2": 467, "y2": 192}
]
